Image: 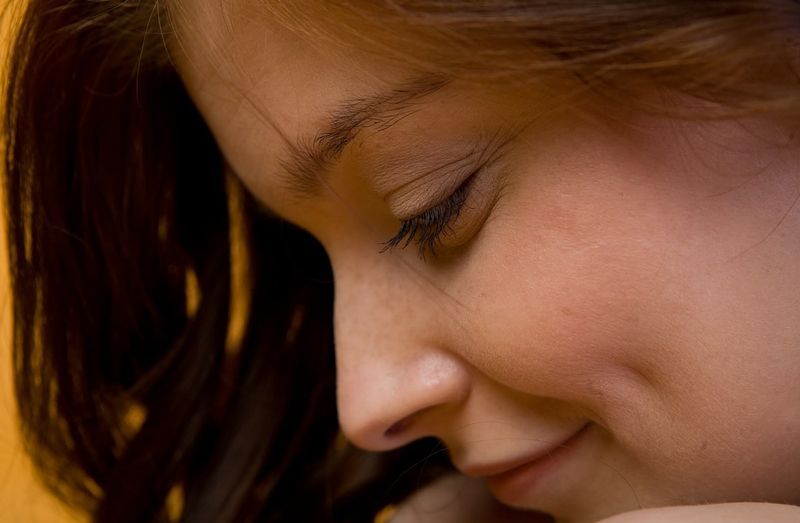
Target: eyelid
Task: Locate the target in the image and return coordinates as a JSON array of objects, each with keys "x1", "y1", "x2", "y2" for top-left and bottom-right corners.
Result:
[
  {"x1": 383, "y1": 124, "x2": 521, "y2": 218},
  {"x1": 382, "y1": 145, "x2": 487, "y2": 220},
  {"x1": 382, "y1": 142, "x2": 512, "y2": 259},
  {"x1": 379, "y1": 124, "x2": 523, "y2": 260},
  {"x1": 381, "y1": 172, "x2": 478, "y2": 258}
]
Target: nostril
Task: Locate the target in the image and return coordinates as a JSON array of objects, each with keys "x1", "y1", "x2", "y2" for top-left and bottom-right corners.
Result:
[
  {"x1": 384, "y1": 406, "x2": 433, "y2": 438},
  {"x1": 384, "y1": 416, "x2": 413, "y2": 438}
]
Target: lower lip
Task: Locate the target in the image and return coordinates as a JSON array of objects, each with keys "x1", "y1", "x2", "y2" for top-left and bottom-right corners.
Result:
[{"x1": 485, "y1": 423, "x2": 591, "y2": 505}]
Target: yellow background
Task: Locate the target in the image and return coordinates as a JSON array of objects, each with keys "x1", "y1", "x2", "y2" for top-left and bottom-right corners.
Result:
[{"x1": 1, "y1": 3, "x2": 83, "y2": 521}]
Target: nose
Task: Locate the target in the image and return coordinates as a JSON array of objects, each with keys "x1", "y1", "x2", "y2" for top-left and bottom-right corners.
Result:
[{"x1": 332, "y1": 251, "x2": 471, "y2": 451}]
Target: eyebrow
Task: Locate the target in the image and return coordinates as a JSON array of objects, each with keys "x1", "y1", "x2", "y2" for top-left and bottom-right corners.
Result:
[{"x1": 277, "y1": 74, "x2": 451, "y2": 199}]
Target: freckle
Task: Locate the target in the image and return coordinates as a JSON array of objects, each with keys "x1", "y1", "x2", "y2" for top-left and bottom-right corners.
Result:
[{"x1": 561, "y1": 307, "x2": 574, "y2": 316}]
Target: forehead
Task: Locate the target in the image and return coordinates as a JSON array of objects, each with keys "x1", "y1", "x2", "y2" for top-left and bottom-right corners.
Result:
[
  {"x1": 167, "y1": 1, "x2": 552, "y2": 217},
  {"x1": 169, "y1": 1, "x2": 434, "y2": 204}
]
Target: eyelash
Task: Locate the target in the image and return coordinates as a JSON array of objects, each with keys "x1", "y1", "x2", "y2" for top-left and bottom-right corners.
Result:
[{"x1": 381, "y1": 174, "x2": 475, "y2": 259}]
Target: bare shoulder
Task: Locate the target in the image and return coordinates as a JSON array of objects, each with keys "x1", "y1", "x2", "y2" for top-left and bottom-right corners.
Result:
[{"x1": 597, "y1": 503, "x2": 800, "y2": 523}]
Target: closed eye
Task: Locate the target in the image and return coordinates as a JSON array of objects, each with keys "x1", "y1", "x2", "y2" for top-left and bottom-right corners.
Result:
[
  {"x1": 379, "y1": 124, "x2": 522, "y2": 261},
  {"x1": 380, "y1": 173, "x2": 476, "y2": 260}
]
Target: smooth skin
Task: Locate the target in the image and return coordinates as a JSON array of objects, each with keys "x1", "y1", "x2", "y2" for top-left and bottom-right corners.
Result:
[{"x1": 172, "y1": 2, "x2": 800, "y2": 522}]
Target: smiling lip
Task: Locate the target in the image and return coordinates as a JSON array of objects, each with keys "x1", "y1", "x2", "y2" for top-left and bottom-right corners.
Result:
[{"x1": 457, "y1": 423, "x2": 591, "y2": 502}]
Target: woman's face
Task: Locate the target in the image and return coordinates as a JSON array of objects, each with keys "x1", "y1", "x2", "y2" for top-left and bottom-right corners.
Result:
[{"x1": 173, "y1": 4, "x2": 800, "y2": 522}]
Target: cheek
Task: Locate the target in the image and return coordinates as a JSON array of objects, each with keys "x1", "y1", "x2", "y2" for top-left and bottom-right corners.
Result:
[
  {"x1": 458, "y1": 223, "x2": 678, "y2": 419},
  {"x1": 444, "y1": 115, "x2": 800, "y2": 420},
  {"x1": 449, "y1": 151, "x2": 692, "y2": 422},
  {"x1": 439, "y1": 119, "x2": 800, "y2": 498}
]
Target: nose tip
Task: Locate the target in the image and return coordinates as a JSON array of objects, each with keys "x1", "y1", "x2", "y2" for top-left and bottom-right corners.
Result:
[{"x1": 337, "y1": 351, "x2": 471, "y2": 451}]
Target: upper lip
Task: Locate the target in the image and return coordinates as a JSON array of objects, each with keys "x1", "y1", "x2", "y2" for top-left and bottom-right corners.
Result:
[{"x1": 454, "y1": 423, "x2": 589, "y2": 478}]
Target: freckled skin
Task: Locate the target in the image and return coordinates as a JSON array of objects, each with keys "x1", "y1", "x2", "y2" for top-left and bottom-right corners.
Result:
[{"x1": 172, "y1": 3, "x2": 800, "y2": 522}]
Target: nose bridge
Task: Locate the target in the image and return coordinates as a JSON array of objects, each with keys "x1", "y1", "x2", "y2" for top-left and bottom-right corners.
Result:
[{"x1": 332, "y1": 252, "x2": 470, "y2": 451}]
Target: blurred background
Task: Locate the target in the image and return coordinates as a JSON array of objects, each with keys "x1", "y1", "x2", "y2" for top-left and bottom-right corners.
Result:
[{"x1": 1, "y1": 3, "x2": 83, "y2": 521}]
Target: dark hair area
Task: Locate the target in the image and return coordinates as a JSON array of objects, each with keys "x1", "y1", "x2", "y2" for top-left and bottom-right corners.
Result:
[{"x1": 1, "y1": 1, "x2": 449, "y2": 521}]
